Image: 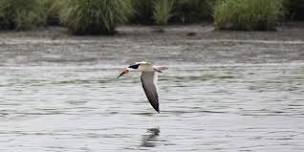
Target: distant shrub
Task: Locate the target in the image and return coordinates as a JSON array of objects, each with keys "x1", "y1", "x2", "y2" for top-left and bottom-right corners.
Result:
[
  {"x1": 0, "y1": 0, "x2": 47, "y2": 30},
  {"x1": 60, "y1": 0, "x2": 132, "y2": 35},
  {"x1": 214, "y1": 0, "x2": 285, "y2": 30}
]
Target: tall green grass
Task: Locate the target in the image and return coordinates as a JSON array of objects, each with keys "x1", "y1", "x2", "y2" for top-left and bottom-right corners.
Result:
[
  {"x1": 214, "y1": 0, "x2": 285, "y2": 30},
  {"x1": 0, "y1": 0, "x2": 47, "y2": 30},
  {"x1": 60, "y1": 0, "x2": 132, "y2": 35},
  {"x1": 153, "y1": 0, "x2": 175, "y2": 25},
  {"x1": 0, "y1": 0, "x2": 302, "y2": 33}
]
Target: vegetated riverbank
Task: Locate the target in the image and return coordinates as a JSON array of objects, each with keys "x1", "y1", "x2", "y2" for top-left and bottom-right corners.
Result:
[{"x1": 0, "y1": 22, "x2": 304, "y2": 66}]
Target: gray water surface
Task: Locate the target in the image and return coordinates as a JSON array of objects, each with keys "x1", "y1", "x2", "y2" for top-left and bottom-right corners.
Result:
[
  {"x1": 1, "y1": 63, "x2": 304, "y2": 152},
  {"x1": 1, "y1": 32, "x2": 304, "y2": 151}
]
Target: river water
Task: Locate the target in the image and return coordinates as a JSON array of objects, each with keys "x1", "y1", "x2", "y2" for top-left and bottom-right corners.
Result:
[{"x1": 0, "y1": 29, "x2": 304, "y2": 151}]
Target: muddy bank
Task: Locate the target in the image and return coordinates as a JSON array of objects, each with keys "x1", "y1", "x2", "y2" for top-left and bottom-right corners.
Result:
[{"x1": 0, "y1": 22, "x2": 304, "y2": 66}]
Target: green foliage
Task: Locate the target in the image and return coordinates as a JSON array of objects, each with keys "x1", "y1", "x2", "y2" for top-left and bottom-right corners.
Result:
[
  {"x1": 0, "y1": 0, "x2": 302, "y2": 32},
  {"x1": 214, "y1": 0, "x2": 285, "y2": 30},
  {"x1": 0, "y1": 0, "x2": 47, "y2": 30},
  {"x1": 153, "y1": 0, "x2": 175, "y2": 25},
  {"x1": 60, "y1": 0, "x2": 133, "y2": 35}
]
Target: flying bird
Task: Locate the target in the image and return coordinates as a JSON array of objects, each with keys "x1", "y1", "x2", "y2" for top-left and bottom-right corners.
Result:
[{"x1": 117, "y1": 62, "x2": 168, "y2": 113}]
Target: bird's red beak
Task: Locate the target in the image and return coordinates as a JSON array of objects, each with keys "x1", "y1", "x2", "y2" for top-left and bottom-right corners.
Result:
[{"x1": 117, "y1": 68, "x2": 129, "y2": 78}]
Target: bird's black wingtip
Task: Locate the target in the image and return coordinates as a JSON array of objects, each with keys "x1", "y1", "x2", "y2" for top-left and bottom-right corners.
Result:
[{"x1": 151, "y1": 104, "x2": 159, "y2": 113}]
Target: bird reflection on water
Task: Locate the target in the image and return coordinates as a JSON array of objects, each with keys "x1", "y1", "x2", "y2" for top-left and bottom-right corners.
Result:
[{"x1": 141, "y1": 127, "x2": 160, "y2": 147}]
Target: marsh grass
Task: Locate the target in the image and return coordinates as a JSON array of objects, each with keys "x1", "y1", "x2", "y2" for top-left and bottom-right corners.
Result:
[
  {"x1": 0, "y1": 0, "x2": 301, "y2": 33},
  {"x1": 60, "y1": 0, "x2": 132, "y2": 35},
  {"x1": 214, "y1": 0, "x2": 285, "y2": 30},
  {"x1": 0, "y1": 0, "x2": 47, "y2": 30},
  {"x1": 153, "y1": 0, "x2": 175, "y2": 25}
]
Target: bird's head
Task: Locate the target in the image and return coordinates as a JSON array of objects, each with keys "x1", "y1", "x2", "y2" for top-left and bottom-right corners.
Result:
[{"x1": 117, "y1": 63, "x2": 140, "y2": 78}]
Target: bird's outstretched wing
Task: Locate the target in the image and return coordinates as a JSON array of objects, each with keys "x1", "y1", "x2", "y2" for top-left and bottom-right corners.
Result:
[{"x1": 140, "y1": 71, "x2": 159, "y2": 113}]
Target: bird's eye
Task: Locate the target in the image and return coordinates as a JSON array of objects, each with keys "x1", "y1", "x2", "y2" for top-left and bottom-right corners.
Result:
[{"x1": 128, "y1": 64, "x2": 140, "y2": 69}]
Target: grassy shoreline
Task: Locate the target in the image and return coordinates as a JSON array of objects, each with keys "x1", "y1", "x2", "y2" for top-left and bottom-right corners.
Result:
[
  {"x1": 1, "y1": 22, "x2": 304, "y2": 41},
  {"x1": 1, "y1": 0, "x2": 304, "y2": 35}
]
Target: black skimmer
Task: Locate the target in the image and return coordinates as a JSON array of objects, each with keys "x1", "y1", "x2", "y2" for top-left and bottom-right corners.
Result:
[{"x1": 117, "y1": 62, "x2": 168, "y2": 113}]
